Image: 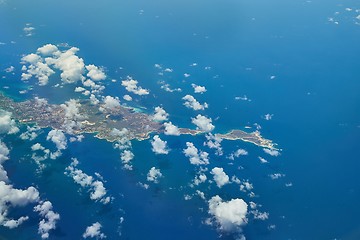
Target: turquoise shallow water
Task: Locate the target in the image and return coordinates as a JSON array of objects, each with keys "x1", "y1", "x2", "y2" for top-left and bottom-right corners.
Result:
[{"x1": 1, "y1": 0, "x2": 360, "y2": 239}]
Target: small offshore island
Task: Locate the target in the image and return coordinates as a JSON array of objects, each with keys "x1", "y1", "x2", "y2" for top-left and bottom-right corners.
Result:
[{"x1": 0, "y1": 93, "x2": 277, "y2": 150}]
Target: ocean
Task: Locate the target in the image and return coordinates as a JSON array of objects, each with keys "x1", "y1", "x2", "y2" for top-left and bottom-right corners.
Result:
[{"x1": 1, "y1": 0, "x2": 360, "y2": 239}]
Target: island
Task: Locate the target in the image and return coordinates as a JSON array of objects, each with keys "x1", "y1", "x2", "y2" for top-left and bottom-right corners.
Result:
[{"x1": 0, "y1": 93, "x2": 277, "y2": 149}]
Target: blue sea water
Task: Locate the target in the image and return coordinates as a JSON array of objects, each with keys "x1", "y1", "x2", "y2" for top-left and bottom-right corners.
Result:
[{"x1": 1, "y1": 0, "x2": 360, "y2": 239}]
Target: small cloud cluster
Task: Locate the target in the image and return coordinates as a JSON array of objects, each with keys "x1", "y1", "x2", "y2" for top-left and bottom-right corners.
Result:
[
  {"x1": 210, "y1": 167, "x2": 230, "y2": 188},
  {"x1": 158, "y1": 81, "x2": 182, "y2": 93},
  {"x1": 0, "y1": 110, "x2": 20, "y2": 135},
  {"x1": 46, "y1": 129, "x2": 67, "y2": 159},
  {"x1": 86, "y1": 64, "x2": 106, "y2": 81},
  {"x1": 182, "y1": 95, "x2": 208, "y2": 111},
  {"x1": 204, "y1": 133, "x2": 223, "y2": 155},
  {"x1": 83, "y1": 222, "x2": 106, "y2": 239},
  {"x1": 192, "y1": 114, "x2": 214, "y2": 132},
  {"x1": 263, "y1": 148, "x2": 280, "y2": 157},
  {"x1": 111, "y1": 128, "x2": 134, "y2": 170},
  {"x1": 150, "y1": 135, "x2": 169, "y2": 154},
  {"x1": 183, "y1": 142, "x2": 209, "y2": 165},
  {"x1": 60, "y1": 99, "x2": 85, "y2": 133},
  {"x1": 152, "y1": 107, "x2": 169, "y2": 122},
  {"x1": 191, "y1": 84, "x2": 207, "y2": 94},
  {"x1": 65, "y1": 158, "x2": 111, "y2": 204},
  {"x1": 121, "y1": 76, "x2": 149, "y2": 95},
  {"x1": 147, "y1": 167, "x2": 162, "y2": 183},
  {"x1": 208, "y1": 195, "x2": 248, "y2": 233},
  {"x1": 228, "y1": 149, "x2": 248, "y2": 160},
  {"x1": 99, "y1": 96, "x2": 120, "y2": 112},
  {"x1": 263, "y1": 113, "x2": 273, "y2": 121},
  {"x1": 163, "y1": 122, "x2": 180, "y2": 136},
  {"x1": 23, "y1": 24, "x2": 35, "y2": 37},
  {"x1": 34, "y1": 201, "x2": 60, "y2": 239},
  {"x1": 0, "y1": 181, "x2": 39, "y2": 229},
  {"x1": 20, "y1": 44, "x2": 107, "y2": 90}
]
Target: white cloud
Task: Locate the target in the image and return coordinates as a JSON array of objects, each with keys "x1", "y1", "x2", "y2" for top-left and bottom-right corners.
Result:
[
  {"x1": 120, "y1": 150, "x2": 134, "y2": 164},
  {"x1": 263, "y1": 113, "x2": 273, "y2": 121},
  {"x1": 123, "y1": 95, "x2": 132, "y2": 101},
  {"x1": 5, "y1": 66, "x2": 15, "y2": 73},
  {"x1": 193, "y1": 173, "x2": 207, "y2": 186},
  {"x1": 251, "y1": 210, "x2": 269, "y2": 220},
  {"x1": 208, "y1": 195, "x2": 248, "y2": 232},
  {"x1": 191, "y1": 84, "x2": 207, "y2": 94},
  {"x1": 204, "y1": 133, "x2": 223, "y2": 155},
  {"x1": 47, "y1": 129, "x2": 67, "y2": 151},
  {"x1": 228, "y1": 149, "x2": 248, "y2": 160},
  {"x1": 151, "y1": 135, "x2": 169, "y2": 154},
  {"x1": 19, "y1": 125, "x2": 40, "y2": 141},
  {"x1": 99, "y1": 96, "x2": 120, "y2": 112},
  {"x1": 34, "y1": 201, "x2": 60, "y2": 239},
  {"x1": 0, "y1": 141, "x2": 10, "y2": 181},
  {"x1": 121, "y1": 76, "x2": 149, "y2": 95},
  {"x1": 163, "y1": 122, "x2": 180, "y2": 136},
  {"x1": 46, "y1": 47, "x2": 85, "y2": 84},
  {"x1": 23, "y1": 25, "x2": 35, "y2": 36},
  {"x1": 83, "y1": 222, "x2": 106, "y2": 239},
  {"x1": 0, "y1": 110, "x2": 19, "y2": 135},
  {"x1": 147, "y1": 167, "x2": 162, "y2": 183},
  {"x1": 191, "y1": 114, "x2": 214, "y2": 132},
  {"x1": 258, "y1": 156, "x2": 268, "y2": 164},
  {"x1": 65, "y1": 158, "x2": 110, "y2": 204},
  {"x1": 269, "y1": 173, "x2": 285, "y2": 180},
  {"x1": 211, "y1": 167, "x2": 230, "y2": 188},
  {"x1": 0, "y1": 181, "x2": 39, "y2": 229},
  {"x1": 183, "y1": 142, "x2": 209, "y2": 165},
  {"x1": 182, "y1": 95, "x2": 208, "y2": 110},
  {"x1": 263, "y1": 148, "x2": 280, "y2": 157},
  {"x1": 37, "y1": 44, "x2": 59, "y2": 56},
  {"x1": 152, "y1": 107, "x2": 169, "y2": 122},
  {"x1": 86, "y1": 64, "x2": 106, "y2": 81}
]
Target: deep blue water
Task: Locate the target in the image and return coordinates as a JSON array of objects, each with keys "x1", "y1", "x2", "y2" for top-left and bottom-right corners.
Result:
[{"x1": 1, "y1": 0, "x2": 360, "y2": 239}]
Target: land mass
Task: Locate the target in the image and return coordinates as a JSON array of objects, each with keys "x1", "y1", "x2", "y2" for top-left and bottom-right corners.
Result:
[{"x1": 0, "y1": 93, "x2": 277, "y2": 149}]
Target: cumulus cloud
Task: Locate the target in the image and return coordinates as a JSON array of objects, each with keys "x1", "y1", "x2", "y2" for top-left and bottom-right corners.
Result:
[
  {"x1": 191, "y1": 84, "x2": 207, "y2": 94},
  {"x1": 191, "y1": 114, "x2": 214, "y2": 132},
  {"x1": 158, "y1": 81, "x2": 182, "y2": 93},
  {"x1": 34, "y1": 201, "x2": 60, "y2": 239},
  {"x1": 0, "y1": 181, "x2": 40, "y2": 229},
  {"x1": 150, "y1": 135, "x2": 169, "y2": 154},
  {"x1": 147, "y1": 167, "x2": 162, "y2": 183},
  {"x1": 208, "y1": 195, "x2": 248, "y2": 232},
  {"x1": 152, "y1": 107, "x2": 169, "y2": 122},
  {"x1": 37, "y1": 44, "x2": 59, "y2": 56},
  {"x1": 46, "y1": 129, "x2": 67, "y2": 159},
  {"x1": 19, "y1": 125, "x2": 40, "y2": 141},
  {"x1": 99, "y1": 96, "x2": 120, "y2": 112},
  {"x1": 182, "y1": 95, "x2": 208, "y2": 111},
  {"x1": 228, "y1": 149, "x2": 248, "y2": 160},
  {"x1": 263, "y1": 113, "x2": 273, "y2": 121},
  {"x1": 20, "y1": 44, "x2": 92, "y2": 86},
  {"x1": 163, "y1": 122, "x2": 180, "y2": 136},
  {"x1": 83, "y1": 222, "x2": 106, "y2": 239},
  {"x1": 60, "y1": 99, "x2": 85, "y2": 133},
  {"x1": 183, "y1": 142, "x2": 209, "y2": 165},
  {"x1": 269, "y1": 173, "x2": 285, "y2": 180},
  {"x1": 121, "y1": 76, "x2": 149, "y2": 95},
  {"x1": 123, "y1": 95, "x2": 132, "y2": 101},
  {"x1": 204, "y1": 133, "x2": 223, "y2": 155},
  {"x1": 211, "y1": 167, "x2": 230, "y2": 188},
  {"x1": 65, "y1": 158, "x2": 111, "y2": 204},
  {"x1": 263, "y1": 148, "x2": 280, "y2": 157},
  {"x1": 86, "y1": 64, "x2": 106, "y2": 81},
  {"x1": 0, "y1": 110, "x2": 19, "y2": 135},
  {"x1": 0, "y1": 141, "x2": 10, "y2": 181},
  {"x1": 46, "y1": 47, "x2": 85, "y2": 84}
]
